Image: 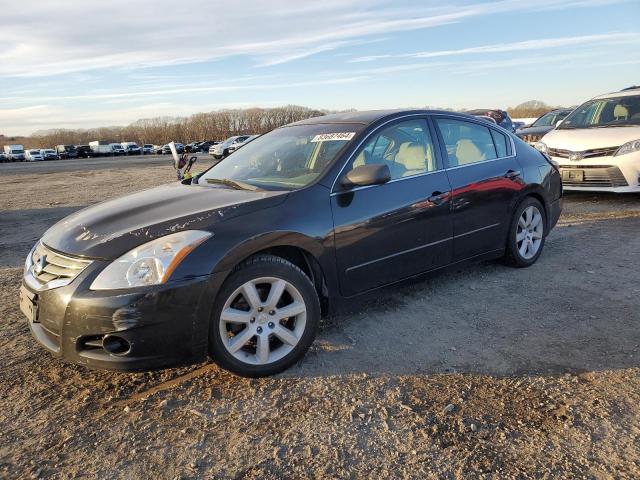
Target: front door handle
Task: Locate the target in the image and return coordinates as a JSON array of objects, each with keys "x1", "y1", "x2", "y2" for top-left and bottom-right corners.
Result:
[
  {"x1": 504, "y1": 169, "x2": 521, "y2": 180},
  {"x1": 428, "y1": 191, "x2": 449, "y2": 205}
]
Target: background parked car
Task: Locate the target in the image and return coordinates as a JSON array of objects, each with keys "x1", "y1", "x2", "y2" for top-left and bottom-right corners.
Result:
[
  {"x1": 473, "y1": 115, "x2": 497, "y2": 125},
  {"x1": 535, "y1": 87, "x2": 640, "y2": 192},
  {"x1": 0, "y1": 151, "x2": 7, "y2": 162},
  {"x1": 185, "y1": 142, "x2": 201, "y2": 153},
  {"x1": 197, "y1": 140, "x2": 218, "y2": 153},
  {"x1": 121, "y1": 142, "x2": 142, "y2": 155},
  {"x1": 162, "y1": 143, "x2": 184, "y2": 154},
  {"x1": 3, "y1": 144, "x2": 25, "y2": 161},
  {"x1": 40, "y1": 149, "x2": 59, "y2": 161},
  {"x1": 466, "y1": 109, "x2": 515, "y2": 131},
  {"x1": 516, "y1": 109, "x2": 573, "y2": 144},
  {"x1": 110, "y1": 143, "x2": 126, "y2": 156},
  {"x1": 142, "y1": 144, "x2": 154, "y2": 154},
  {"x1": 26, "y1": 149, "x2": 44, "y2": 161},
  {"x1": 210, "y1": 135, "x2": 251, "y2": 159},
  {"x1": 75, "y1": 145, "x2": 93, "y2": 158},
  {"x1": 56, "y1": 145, "x2": 78, "y2": 159},
  {"x1": 227, "y1": 135, "x2": 259, "y2": 154}
]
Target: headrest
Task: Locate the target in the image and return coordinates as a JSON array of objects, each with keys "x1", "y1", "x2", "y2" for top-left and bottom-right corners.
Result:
[
  {"x1": 396, "y1": 142, "x2": 426, "y2": 170},
  {"x1": 614, "y1": 104, "x2": 629, "y2": 119},
  {"x1": 456, "y1": 139, "x2": 484, "y2": 165}
]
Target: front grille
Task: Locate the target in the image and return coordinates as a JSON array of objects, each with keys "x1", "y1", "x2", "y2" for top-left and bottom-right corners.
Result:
[
  {"x1": 548, "y1": 146, "x2": 619, "y2": 159},
  {"x1": 518, "y1": 134, "x2": 543, "y2": 144},
  {"x1": 560, "y1": 165, "x2": 628, "y2": 188},
  {"x1": 30, "y1": 243, "x2": 91, "y2": 287}
]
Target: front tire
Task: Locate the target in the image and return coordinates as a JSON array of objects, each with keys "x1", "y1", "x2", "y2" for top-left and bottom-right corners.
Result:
[
  {"x1": 209, "y1": 255, "x2": 320, "y2": 377},
  {"x1": 503, "y1": 197, "x2": 546, "y2": 267}
]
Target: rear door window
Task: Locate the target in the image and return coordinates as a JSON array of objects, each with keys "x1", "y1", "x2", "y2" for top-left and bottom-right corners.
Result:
[{"x1": 435, "y1": 118, "x2": 498, "y2": 167}]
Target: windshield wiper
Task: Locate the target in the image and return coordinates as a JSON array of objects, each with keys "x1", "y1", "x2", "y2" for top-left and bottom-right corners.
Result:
[
  {"x1": 205, "y1": 178, "x2": 260, "y2": 191},
  {"x1": 587, "y1": 124, "x2": 632, "y2": 128}
]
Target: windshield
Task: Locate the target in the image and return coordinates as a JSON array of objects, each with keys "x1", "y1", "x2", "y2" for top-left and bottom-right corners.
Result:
[
  {"x1": 199, "y1": 123, "x2": 362, "y2": 191},
  {"x1": 559, "y1": 95, "x2": 640, "y2": 129},
  {"x1": 533, "y1": 111, "x2": 570, "y2": 127}
]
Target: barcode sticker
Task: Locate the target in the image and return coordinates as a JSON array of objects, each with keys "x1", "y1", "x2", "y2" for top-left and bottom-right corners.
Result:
[{"x1": 311, "y1": 132, "x2": 356, "y2": 143}]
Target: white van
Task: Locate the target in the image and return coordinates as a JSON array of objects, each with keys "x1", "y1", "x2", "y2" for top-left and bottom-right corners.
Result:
[
  {"x1": 26, "y1": 149, "x2": 43, "y2": 161},
  {"x1": 89, "y1": 141, "x2": 113, "y2": 156},
  {"x1": 3, "y1": 144, "x2": 25, "y2": 161},
  {"x1": 536, "y1": 86, "x2": 640, "y2": 193}
]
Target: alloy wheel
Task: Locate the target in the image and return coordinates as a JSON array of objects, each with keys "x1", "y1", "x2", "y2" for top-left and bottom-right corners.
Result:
[
  {"x1": 219, "y1": 277, "x2": 307, "y2": 365},
  {"x1": 516, "y1": 205, "x2": 544, "y2": 260}
]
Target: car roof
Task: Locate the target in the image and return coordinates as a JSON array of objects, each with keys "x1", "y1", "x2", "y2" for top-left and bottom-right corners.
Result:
[
  {"x1": 593, "y1": 87, "x2": 640, "y2": 99},
  {"x1": 285, "y1": 109, "x2": 472, "y2": 127}
]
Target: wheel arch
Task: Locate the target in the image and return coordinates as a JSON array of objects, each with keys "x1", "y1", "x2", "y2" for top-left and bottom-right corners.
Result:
[
  {"x1": 514, "y1": 185, "x2": 550, "y2": 231},
  {"x1": 212, "y1": 233, "x2": 330, "y2": 315}
]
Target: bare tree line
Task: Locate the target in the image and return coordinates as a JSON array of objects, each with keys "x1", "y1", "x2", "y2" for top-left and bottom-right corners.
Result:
[
  {"x1": 5, "y1": 105, "x2": 330, "y2": 149},
  {"x1": 1, "y1": 103, "x2": 565, "y2": 150}
]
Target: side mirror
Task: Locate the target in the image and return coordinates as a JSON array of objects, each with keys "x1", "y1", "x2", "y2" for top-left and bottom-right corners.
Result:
[
  {"x1": 341, "y1": 164, "x2": 391, "y2": 188},
  {"x1": 555, "y1": 120, "x2": 563, "y2": 128}
]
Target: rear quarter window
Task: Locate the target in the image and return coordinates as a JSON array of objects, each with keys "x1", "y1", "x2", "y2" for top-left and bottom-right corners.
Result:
[{"x1": 490, "y1": 129, "x2": 510, "y2": 157}]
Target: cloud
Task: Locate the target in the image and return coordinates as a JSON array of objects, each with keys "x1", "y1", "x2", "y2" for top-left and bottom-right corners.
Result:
[
  {"x1": 349, "y1": 32, "x2": 640, "y2": 62},
  {"x1": 0, "y1": 0, "x2": 631, "y2": 76},
  {"x1": 0, "y1": 76, "x2": 369, "y2": 104}
]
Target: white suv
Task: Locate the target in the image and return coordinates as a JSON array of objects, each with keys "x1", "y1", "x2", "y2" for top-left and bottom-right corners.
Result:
[{"x1": 536, "y1": 87, "x2": 640, "y2": 193}]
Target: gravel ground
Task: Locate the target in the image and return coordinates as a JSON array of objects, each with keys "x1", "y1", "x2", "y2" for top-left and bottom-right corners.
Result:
[{"x1": 0, "y1": 159, "x2": 639, "y2": 479}]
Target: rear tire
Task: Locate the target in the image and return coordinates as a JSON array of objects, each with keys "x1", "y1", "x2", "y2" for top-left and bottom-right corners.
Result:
[
  {"x1": 503, "y1": 197, "x2": 546, "y2": 267},
  {"x1": 209, "y1": 255, "x2": 320, "y2": 377}
]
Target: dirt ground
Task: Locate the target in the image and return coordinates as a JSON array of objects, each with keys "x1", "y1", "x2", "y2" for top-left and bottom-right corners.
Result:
[{"x1": 1, "y1": 158, "x2": 639, "y2": 479}]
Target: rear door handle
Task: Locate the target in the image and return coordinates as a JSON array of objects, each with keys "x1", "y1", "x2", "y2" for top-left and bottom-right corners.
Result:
[
  {"x1": 504, "y1": 169, "x2": 521, "y2": 179},
  {"x1": 428, "y1": 191, "x2": 449, "y2": 205}
]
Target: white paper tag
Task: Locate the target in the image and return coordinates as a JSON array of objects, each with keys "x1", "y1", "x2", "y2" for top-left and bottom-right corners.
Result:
[{"x1": 311, "y1": 132, "x2": 356, "y2": 143}]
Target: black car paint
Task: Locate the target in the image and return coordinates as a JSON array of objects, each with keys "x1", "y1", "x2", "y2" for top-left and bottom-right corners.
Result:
[{"x1": 24, "y1": 110, "x2": 562, "y2": 370}]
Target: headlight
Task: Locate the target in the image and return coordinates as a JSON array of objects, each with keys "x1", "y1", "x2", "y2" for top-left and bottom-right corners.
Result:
[
  {"x1": 614, "y1": 139, "x2": 640, "y2": 157},
  {"x1": 533, "y1": 142, "x2": 547, "y2": 153},
  {"x1": 90, "y1": 230, "x2": 211, "y2": 290}
]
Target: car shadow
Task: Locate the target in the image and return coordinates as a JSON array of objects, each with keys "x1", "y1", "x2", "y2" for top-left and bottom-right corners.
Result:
[{"x1": 283, "y1": 213, "x2": 640, "y2": 378}]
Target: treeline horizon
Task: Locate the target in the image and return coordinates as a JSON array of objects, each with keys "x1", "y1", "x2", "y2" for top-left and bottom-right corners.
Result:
[{"x1": 1, "y1": 103, "x2": 559, "y2": 149}]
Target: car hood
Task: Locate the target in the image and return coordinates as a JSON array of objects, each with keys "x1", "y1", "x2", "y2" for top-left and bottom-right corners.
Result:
[
  {"x1": 42, "y1": 182, "x2": 287, "y2": 259},
  {"x1": 516, "y1": 125, "x2": 553, "y2": 136},
  {"x1": 541, "y1": 126, "x2": 640, "y2": 150}
]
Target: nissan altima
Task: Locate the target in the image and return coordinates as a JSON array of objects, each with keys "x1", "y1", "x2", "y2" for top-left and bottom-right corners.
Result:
[{"x1": 20, "y1": 110, "x2": 562, "y2": 377}]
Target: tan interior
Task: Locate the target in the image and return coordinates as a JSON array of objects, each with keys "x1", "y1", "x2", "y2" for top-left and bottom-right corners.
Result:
[
  {"x1": 394, "y1": 142, "x2": 433, "y2": 176},
  {"x1": 613, "y1": 104, "x2": 629, "y2": 120},
  {"x1": 455, "y1": 139, "x2": 485, "y2": 165}
]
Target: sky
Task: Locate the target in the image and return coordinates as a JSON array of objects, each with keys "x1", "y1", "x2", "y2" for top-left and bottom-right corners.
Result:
[{"x1": 0, "y1": 0, "x2": 639, "y2": 136}]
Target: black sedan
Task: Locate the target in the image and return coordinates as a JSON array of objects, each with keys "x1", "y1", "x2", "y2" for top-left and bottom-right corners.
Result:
[
  {"x1": 20, "y1": 110, "x2": 562, "y2": 377},
  {"x1": 516, "y1": 108, "x2": 573, "y2": 144}
]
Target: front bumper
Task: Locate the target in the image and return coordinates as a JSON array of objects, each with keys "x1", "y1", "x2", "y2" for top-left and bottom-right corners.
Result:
[
  {"x1": 553, "y1": 152, "x2": 640, "y2": 193},
  {"x1": 21, "y1": 261, "x2": 227, "y2": 371}
]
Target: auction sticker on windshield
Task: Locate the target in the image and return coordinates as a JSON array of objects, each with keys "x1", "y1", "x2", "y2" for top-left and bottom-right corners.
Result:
[{"x1": 311, "y1": 132, "x2": 355, "y2": 142}]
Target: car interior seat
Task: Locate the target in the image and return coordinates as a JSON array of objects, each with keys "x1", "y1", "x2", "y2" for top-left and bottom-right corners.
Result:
[
  {"x1": 613, "y1": 104, "x2": 629, "y2": 120},
  {"x1": 455, "y1": 139, "x2": 485, "y2": 165},
  {"x1": 394, "y1": 142, "x2": 433, "y2": 177}
]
